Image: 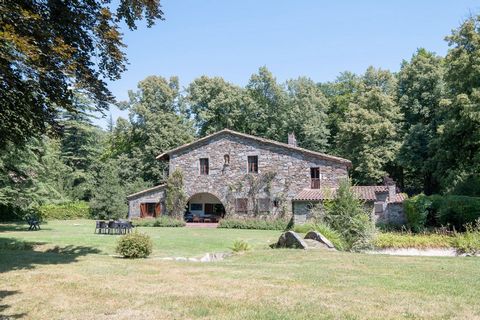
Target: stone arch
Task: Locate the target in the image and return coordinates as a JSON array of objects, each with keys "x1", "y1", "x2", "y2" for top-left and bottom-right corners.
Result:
[{"x1": 185, "y1": 192, "x2": 226, "y2": 221}]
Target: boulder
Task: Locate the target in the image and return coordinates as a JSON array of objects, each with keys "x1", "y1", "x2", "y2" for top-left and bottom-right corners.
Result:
[
  {"x1": 273, "y1": 231, "x2": 308, "y2": 249},
  {"x1": 304, "y1": 231, "x2": 335, "y2": 249}
]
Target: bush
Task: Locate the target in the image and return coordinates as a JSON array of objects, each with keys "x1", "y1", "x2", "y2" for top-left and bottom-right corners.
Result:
[
  {"x1": 116, "y1": 231, "x2": 153, "y2": 258},
  {"x1": 436, "y1": 196, "x2": 480, "y2": 231},
  {"x1": 322, "y1": 179, "x2": 376, "y2": 251},
  {"x1": 37, "y1": 201, "x2": 90, "y2": 220},
  {"x1": 218, "y1": 218, "x2": 288, "y2": 230},
  {"x1": 404, "y1": 194, "x2": 432, "y2": 232},
  {"x1": 452, "y1": 219, "x2": 480, "y2": 255},
  {"x1": 230, "y1": 240, "x2": 251, "y2": 253},
  {"x1": 132, "y1": 216, "x2": 186, "y2": 227}
]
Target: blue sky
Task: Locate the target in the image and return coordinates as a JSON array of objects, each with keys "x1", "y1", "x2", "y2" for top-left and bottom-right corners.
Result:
[{"x1": 96, "y1": 0, "x2": 480, "y2": 127}]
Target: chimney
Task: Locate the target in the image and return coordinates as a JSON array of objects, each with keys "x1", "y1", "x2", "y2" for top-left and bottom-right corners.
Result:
[
  {"x1": 388, "y1": 184, "x2": 396, "y2": 202},
  {"x1": 288, "y1": 132, "x2": 297, "y2": 147}
]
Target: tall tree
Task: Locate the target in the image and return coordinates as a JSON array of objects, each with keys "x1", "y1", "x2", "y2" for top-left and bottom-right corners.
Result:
[
  {"x1": 119, "y1": 76, "x2": 195, "y2": 184},
  {"x1": 246, "y1": 66, "x2": 289, "y2": 142},
  {"x1": 396, "y1": 49, "x2": 444, "y2": 194},
  {"x1": 433, "y1": 16, "x2": 480, "y2": 191},
  {"x1": 336, "y1": 67, "x2": 402, "y2": 184},
  {"x1": 0, "y1": 0, "x2": 164, "y2": 150},
  {"x1": 286, "y1": 77, "x2": 330, "y2": 152},
  {"x1": 187, "y1": 76, "x2": 250, "y2": 136}
]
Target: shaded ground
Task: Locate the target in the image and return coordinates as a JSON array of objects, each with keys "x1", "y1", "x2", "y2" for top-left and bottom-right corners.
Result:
[{"x1": 1, "y1": 220, "x2": 480, "y2": 319}]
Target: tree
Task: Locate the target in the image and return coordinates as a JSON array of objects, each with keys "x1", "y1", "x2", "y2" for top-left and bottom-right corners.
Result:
[
  {"x1": 286, "y1": 77, "x2": 330, "y2": 152},
  {"x1": 89, "y1": 159, "x2": 127, "y2": 220},
  {"x1": 336, "y1": 67, "x2": 402, "y2": 184},
  {"x1": 433, "y1": 16, "x2": 480, "y2": 191},
  {"x1": 187, "y1": 76, "x2": 250, "y2": 136},
  {"x1": 396, "y1": 49, "x2": 444, "y2": 194},
  {"x1": 246, "y1": 66, "x2": 289, "y2": 142},
  {"x1": 0, "y1": 0, "x2": 164, "y2": 150},
  {"x1": 121, "y1": 76, "x2": 195, "y2": 183}
]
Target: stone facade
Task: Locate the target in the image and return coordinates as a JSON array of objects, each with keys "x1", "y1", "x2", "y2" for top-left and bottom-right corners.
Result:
[
  {"x1": 167, "y1": 131, "x2": 349, "y2": 219},
  {"x1": 126, "y1": 129, "x2": 406, "y2": 224},
  {"x1": 127, "y1": 185, "x2": 166, "y2": 218}
]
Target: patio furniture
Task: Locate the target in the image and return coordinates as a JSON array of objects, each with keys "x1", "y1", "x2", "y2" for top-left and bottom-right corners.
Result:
[
  {"x1": 95, "y1": 220, "x2": 108, "y2": 234},
  {"x1": 27, "y1": 217, "x2": 40, "y2": 231},
  {"x1": 192, "y1": 215, "x2": 201, "y2": 223}
]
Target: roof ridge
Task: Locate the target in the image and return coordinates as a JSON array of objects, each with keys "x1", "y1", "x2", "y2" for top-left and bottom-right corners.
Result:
[{"x1": 156, "y1": 129, "x2": 352, "y2": 166}]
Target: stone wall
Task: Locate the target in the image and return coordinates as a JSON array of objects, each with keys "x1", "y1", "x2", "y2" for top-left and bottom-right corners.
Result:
[
  {"x1": 127, "y1": 186, "x2": 166, "y2": 218},
  {"x1": 168, "y1": 132, "x2": 349, "y2": 218}
]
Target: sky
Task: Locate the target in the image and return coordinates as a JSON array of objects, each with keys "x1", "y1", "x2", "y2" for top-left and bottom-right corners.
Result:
[{"x1": 96, "y1": 0, "x2": 480, "y2": 127}]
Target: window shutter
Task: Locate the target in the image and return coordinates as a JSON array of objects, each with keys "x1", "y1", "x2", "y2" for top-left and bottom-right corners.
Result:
[
  {"x1": 155, "y1": 203, "x2": 161, "y2": 217},
  {"x1": 140, "y1": 203, "x2": 146, "y2": 218}
]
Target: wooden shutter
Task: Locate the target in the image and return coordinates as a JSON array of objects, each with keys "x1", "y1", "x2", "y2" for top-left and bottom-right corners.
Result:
[
  {"x1": 155, "y1": 203, "x2": 161, "y2": 217},
  {"x1": 205, "y1": 203, "x2": 214, "y2": 214},
  {"x1": 140, "y1": 203, "x2": 146, "y2": 218}
]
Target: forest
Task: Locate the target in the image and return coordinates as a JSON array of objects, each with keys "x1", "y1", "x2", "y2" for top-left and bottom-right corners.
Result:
[{"x1": 1, "y1": 14, "x2": 480, "y2": 220}]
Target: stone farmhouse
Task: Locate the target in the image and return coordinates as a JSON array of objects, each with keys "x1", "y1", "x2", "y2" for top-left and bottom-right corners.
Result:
[{"x1": 127, "y1": 129, "x2": 406, "y2": 225}]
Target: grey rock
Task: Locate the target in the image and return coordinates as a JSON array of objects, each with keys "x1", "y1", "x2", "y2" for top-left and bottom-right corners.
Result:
[
  {"x1": 304, "y1": 231, "x2": 335, "y2": 249},
  {"x1": 273, "y1": 231, "x2": 308, "y2": 249}
]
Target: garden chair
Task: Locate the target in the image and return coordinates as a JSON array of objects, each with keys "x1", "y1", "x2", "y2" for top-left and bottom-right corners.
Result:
[{"x1": 26, "y1": 215, "x2": 41, "y2": 231}]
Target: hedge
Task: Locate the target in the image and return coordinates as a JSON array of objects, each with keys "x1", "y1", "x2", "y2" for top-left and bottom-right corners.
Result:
[
  {"x1": 132, "y1": 216, "x2": 186, "y2": 227},
  {"x1": 404, "y1": 194, "x2": 480, "y2": 231},
  {"x1": 218, "y1": 218, "x2": 289, "y2": 230},
  {"x1": 38, "y1": 201, "x2": 90, "y2": 220}
]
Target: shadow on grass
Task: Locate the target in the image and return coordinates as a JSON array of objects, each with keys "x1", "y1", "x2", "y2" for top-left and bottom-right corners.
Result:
[
  {"x1": 0, "y1": 222, "x2": 51, "y2": 232},
  {"x1": 0, "y1": 238, "x2": 100, "y2": 273},
  {"x1": 0, "y1": 290, "x2": 27, "y2": 319}
]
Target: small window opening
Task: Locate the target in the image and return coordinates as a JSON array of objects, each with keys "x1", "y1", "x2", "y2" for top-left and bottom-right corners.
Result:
[
  {"x1": 200, "y1": 158, "x2": 209, "y2": 175},
  {"x1": 247, "y1": 156, "x2": 258, "y2": 173}
]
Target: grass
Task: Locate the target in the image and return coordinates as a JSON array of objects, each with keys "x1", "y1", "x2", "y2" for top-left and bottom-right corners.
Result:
[
  {"x1": 1, "y1": 220, "x2": 480, "y2": 319},
  {"x1": 374, "y1": 232, "x2": 454, "y2": 249}
]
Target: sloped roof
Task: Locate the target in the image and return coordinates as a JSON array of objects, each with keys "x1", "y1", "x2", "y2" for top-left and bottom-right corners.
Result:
[
  {"x1": 126, "y1": 184, "x2": 166, "y2": 200},
  {"x1": 156, "y1": 129, "x2": 352, "y2": 167},
  {"x1": 293, "y1": 186, "x2": 407, "y2": 203}
]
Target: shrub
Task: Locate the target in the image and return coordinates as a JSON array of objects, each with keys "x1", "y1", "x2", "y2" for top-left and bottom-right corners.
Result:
[
  {"x1": 38, "y1": 201, "x2": 90, "y2": 220},
  {"x1": 452, "y1": 219, "x2": 480, "y2": 255},
  {"x1": 230, "y1": 240, "x2": 251, "y2": 253},
  {"x1": 436, "y1": 196, "x2": 480, "y2": 231},
  {"x1": 132, "y1": 216, "x2": 186, "y2": 227},
  {"x1": 323, "y1": 179, "x2": 376, "y2": 251},
  {"x1": 116, "y1": 231, "x2": 153, "y2": 258},
  {"x1": 404, "y1": 194, "x2": 432, "y2": 232},
  {"x1": 218, "y1": 218, "x2": 288, "y2": 230}
]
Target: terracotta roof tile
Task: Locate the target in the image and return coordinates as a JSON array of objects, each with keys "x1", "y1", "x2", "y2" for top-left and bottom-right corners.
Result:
[{"x1": 293, "y1": 185, "x2": 407, "y2": 203}]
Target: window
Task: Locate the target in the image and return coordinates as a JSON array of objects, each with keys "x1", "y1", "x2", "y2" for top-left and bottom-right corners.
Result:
[
  {"x1": 224, "y1": 154, "x2": 230, "y2": 165},
  {"x1": 235, "y1": 198, "x2": 248, "y2": 212},
  {"x1": 258, "y1": 198, "x2": 271, "y2": 212},
  {"x1": 311, "y1": 167, "x2": 320, "y2": 189},
  {"x1": 140, "y1": 202, "x2": 160, "y2": 218},
  {"x1": 190, "y1": 203, "x2": 202, "y2": 211},
  {"x1": 247, "y1": 156, "x2": 258, "y2": 173},
  {"x1": 200, "y1": 158, "x2": 209, "y2": 175}
]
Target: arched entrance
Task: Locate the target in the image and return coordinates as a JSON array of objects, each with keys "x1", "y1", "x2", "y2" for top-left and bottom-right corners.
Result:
[{"x1": 185, "y1": 192, "x2": 226, "y2": 223}]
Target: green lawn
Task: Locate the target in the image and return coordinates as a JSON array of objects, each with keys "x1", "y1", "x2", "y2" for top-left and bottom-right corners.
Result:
[{"x1": 1, "y1": 220, "x2": 480, "y2": 319}]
